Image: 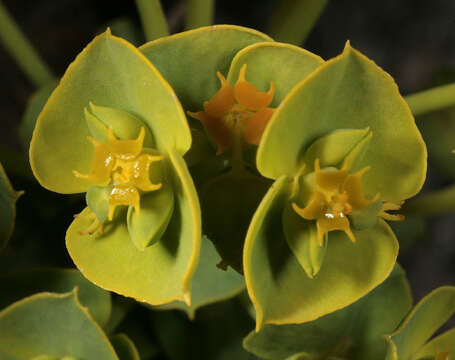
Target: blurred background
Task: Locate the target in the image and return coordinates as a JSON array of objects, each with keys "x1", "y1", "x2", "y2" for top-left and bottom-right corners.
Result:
[{"x1": 0, "y1": 0, "x2": 454, "y2": 351}]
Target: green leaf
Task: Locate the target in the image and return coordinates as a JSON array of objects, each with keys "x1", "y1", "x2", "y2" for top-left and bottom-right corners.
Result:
[
  {"x1": 257, "y1": 43, "x2": 426, "y2": 203},
  {"x1": 140, "y1": 25, "x2": 273, "y2": 111},
  {"x1": 0, "y1": 291, "x2": 118, "y2": 359},
  {"x1": 0, "y1": 162, "x2": 22, "y2": 251},
  {"x1": 127, "y1": 181, "x2": 174, "y2": 251},
  {"x1": 385, "y1": 286, "x2": 455, "y2": 360},
  {"x1": 244, "y1": 265, "x2": 412, "y2": 360},
  {"x1": 30, "y1": 30, "x2": 190, "y2": 194},
  {"x1": 110, "y1": 334, "x2": 140, "y2": 360},
  {"x1": 302, "y1": 128, "x2": 371, "y2": 171},
  {"x1": 154, "y1": 235, "x2": 245, "y2": 319},
  {"x1": 244, "y1": 175, "x2": 399, "y2": 329},
  {"x1": 66, "y1": 149, "x2": 200, "y2": 305},
  {"x1": 227, "y1": 42, "x2": 323, "y2": 106},
  {"x1": 19, "y1": 80, "x2": 57, "y2": 150},
  {"x1": 0, "y1": 268, "x2": 111, "y2": 327},
  {"x1": 200, "y1": 170, "x2": 271, "y2": 272},
  {"x1": 415, "y1": 328, "x2": 455, "y2": 359},
  {"x1": 348, "y1": 199, "x2": 382, "y2": 231},
  {"x1": 86, "y1": 186, "x2": 111, "y2": 224},
  {"x1": 282, "y1": 201, "x2": 326, "y2": 278},
  {"x1": 85, "y1": 103, "x2": 154, "y2": 146}
]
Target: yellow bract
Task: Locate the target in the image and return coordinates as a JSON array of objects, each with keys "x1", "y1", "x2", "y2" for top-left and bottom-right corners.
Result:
[
  {"x1": 74, "y1": 127, "x2": 163, "y2": 221},
  {"x1": 188, "y1": 64, "x2": 275, "y2": 154},
  {"x1": 293, "y1": 159, "x2": 379, "y2": 245}
]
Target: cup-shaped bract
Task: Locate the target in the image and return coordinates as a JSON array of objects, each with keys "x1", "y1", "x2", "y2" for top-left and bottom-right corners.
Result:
[
  {"x1": 0, "y1": 290, "x2": 129, "y2": 359},
  {"x1": 244, "y1": 42, "x2": 427, "y2": 329},
  {"x1": 385, "y1": 286, "x2": 455, "y2": 360},
  {"x1": 29, "y1": 30, "x2": 201, "y2": 306}
]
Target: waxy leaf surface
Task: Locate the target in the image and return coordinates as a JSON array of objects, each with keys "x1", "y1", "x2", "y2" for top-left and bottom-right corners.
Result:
[
  {"x1": 30, "y1": 30, "x2": 190, "y2": 194},
  {"x1": 140, "y1": 25, "x2": 273, "y2": 111},
  {"x1": 0, "y1": 268, "x2": 111, "y2": 327},
  {"x1": 244, "y1": 176, "x2": 398, "y2": 329},
  {"x1": 244, "y1": 265, "x2": 412, "y2": 360},
  {"x1": 257, "y1": 43, "x2": 426, "y2": 202},
  {"x1": 0, "y1": 291, "x2": 118, "y2": 360},
  {"x1": 66, "y1": 149, "x2": 201, "y2": 305}
]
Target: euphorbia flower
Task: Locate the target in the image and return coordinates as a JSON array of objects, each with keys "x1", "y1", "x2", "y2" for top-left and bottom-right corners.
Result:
[
  {"x1": 29, "y1": 30, "x2": 201, "y2": 306},
  {"x1": 74, "y1": 127, "x2": 163, "y2": 224},
  {"x1": 188, "y1": 64, "x2": 275, "y2": 154},
  {"x1": 243, "y1": 42, "x2": 427, "y2": 329}
]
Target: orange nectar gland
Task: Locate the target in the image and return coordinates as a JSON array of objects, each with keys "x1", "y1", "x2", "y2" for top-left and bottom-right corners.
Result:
[
  {"x1": 292, "y1": 159, "x2": 380, "y2": 246},
  {"x1": 73, "y1": 127, "x2": 163, "y2": 223},
  {"x1": 187, "y1": 64, "x2": 275, "y2": 154},
  {"x1": 435, "y1": 349, "x2": 451, "y2": 360}
]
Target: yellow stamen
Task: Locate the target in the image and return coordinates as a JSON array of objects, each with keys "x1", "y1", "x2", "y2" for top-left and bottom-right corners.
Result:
[
  {"x1": 380, "y1": 201, "x2": 404, "y2": 221},
  {"x1": 75, "y1": 210, "x2": 104, "y2": 236}
]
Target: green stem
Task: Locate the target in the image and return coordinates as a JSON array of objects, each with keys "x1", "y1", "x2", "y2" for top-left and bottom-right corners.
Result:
[
  {"x1": 185, "y1": 0, "x2": 214, "y2": 30},
  {"x1": 403, "y1": 184, "x2": 455, "y2": 216},
  {"x1": 0, "y1": 1, "x2": 54, "y2": 88},
  {"x1": 404, "y1": 83, "x2": 455, "y2": 117},
  {"x1": 267, "y1": 0, "x2": 329, "y2": 45},
  {"x1": 230, "y1": 128, "x2": 244, "y2": 174},
  {"x1": 135, "y1": 0, "x2": 169, "y2": 41}
]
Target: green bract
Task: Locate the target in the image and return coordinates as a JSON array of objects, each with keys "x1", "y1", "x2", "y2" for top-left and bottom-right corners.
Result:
[
  {"x1": 244, "y1": 265, "x2": 412, "y2": 360},
  {"x1": 385, "y1": 286, "x2": 455, "y2": 360},
  {"x1": 0, "y1": 290, "x2": 129, "y2": 359},
  {"x1": 0, "y1": 268, "x2": 111, "y2": 327},
  {"x1": 29, "y1": 30, "x2": 201, "y2": 306},
  {"x1": 244, "y1": 42, "x2": 427, "y2": 329},
  {"x1": 0, "y1": 161, "x2": 22, "y2": 251}
]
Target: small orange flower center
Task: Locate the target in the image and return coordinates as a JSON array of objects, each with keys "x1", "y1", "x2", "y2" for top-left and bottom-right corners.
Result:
[
  {"x1": 74, "y1": 127, "x2": 162, "y2": 222},
  {"x1": 187, "y1": 64, "x2": 275, "y2": 154}
]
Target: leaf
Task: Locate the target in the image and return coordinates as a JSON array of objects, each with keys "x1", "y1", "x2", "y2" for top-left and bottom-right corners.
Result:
[
  {"x1": 154, "y1": 235, "x2": 245, "y2": 319},
  {"x1": 200, "y1": 170, "x2": 271, "y2": 272},
  {"x1": 385, "y1": 286, "x2": 455, "y2": 360},
  {"x1": 257, "y1": 42, "x2": 426, "y2": 203},
  {"x1": 414, "y1": 328, "x2": 455, "y2": 359},
  {"x1": 0, "y1": 268, "x2": 111, "y2": 327},
  {"x1": 244, "y1": 176, "x2": 399, "y2": 329},
  {"x1": 140, "y1": 25, "x2": 273, "y2": 111},
  {"x1": 302, "y1": 128, "x2": 371, "y2": 171},
  {"x1": 127, "y1": 181, "x2": 174, "y2": 250},
  {"x1": 0, "y1": 162, "x2": 22, "y2": 251},
  {"x1": 30, "y1": 30, "x2": 190, "y2": 194},
  {"x1": 227, "y1": 42, "x2": 323, "y2": 106},
  {"x1": 282, "y1": 201, "x2": 326, "y2": 278},
  {"x1": 243, "y1": 265, "x2": 412, "y2": 360},
  {"x1": 110, "y1": 334, "x2": 140, "y2": 360},
  {"x1": 19, "y1": 80, "x2": 57, "y2": 150},
  {"x1": 0, "y1": 291, "x2": 118, "y2": 359},
  {"x1": 66, "y1": 149, "x2": 201, "y2": 305}
]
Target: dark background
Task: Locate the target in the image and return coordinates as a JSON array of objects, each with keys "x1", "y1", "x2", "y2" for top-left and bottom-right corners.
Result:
[{"x1": 0, "y1": 0, "x2": 454, "y2": 326}]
